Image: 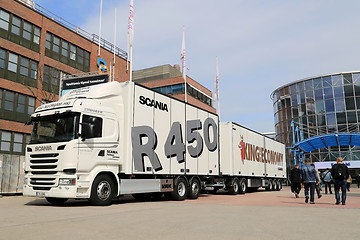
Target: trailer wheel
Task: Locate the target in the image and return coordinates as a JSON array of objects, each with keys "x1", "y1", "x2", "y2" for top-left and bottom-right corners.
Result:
[
  {"x1": 188, "y1": 178, "x2": 201, "y2": 199},
  {"x1": 166, "y1": 177, "x2": 188, "y2": 201},
  {"x1": 228, "y1": 178, "x2": 240, "y2": 195},
  {"x1": 266, "y1": 179, "x2": 272, "y2": 191},
  {"x1": 89, "y1": 174, "x2": 115, "y2": 206},
  {"x1": 276, "y1": 180, "x2": 282, "y2": 191},
  {"x1": 239, "y1": 178, "x2": 247, "y2": 194},
  {"x1": 45, "y1": 197, "x2": 68, "y2": 206}
]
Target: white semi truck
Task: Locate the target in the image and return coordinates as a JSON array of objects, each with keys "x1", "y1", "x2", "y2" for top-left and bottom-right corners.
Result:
[{"x1": 23, "y1": 81, "x2": 286, "y2": 205}]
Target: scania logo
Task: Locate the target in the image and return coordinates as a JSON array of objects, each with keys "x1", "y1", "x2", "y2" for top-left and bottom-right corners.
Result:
[
  {"x1": 139, "y1": 95, "x2": 168, "y2": 112},
  {"x1": 35, "y1": 146, "x2": 52, "y2": 151}
]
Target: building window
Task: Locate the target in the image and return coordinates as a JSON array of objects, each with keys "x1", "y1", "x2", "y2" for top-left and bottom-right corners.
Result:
[
  {"x1": 46, "y1": 32, "x2": 51, "y2": 49},
  {"x1": 77, "y1": 48, "x2": 84, "y2": 64},
  {"x1": 52, "y1": 35, "x2": 60, "y2": 53},
  {"x1": 4, "y1": 90, "x2": 15, "y2": 111},
  {"x1": 70, "y1": 44, "x2": 76, "y2": 60},
  {"x1": 0, "y1": 131, "x2": 11, "y2": 151},
  {"x1": 13, "y1": 133, "x2": 23, "y2": 153},
  {"x1": 30, "y1": 61, "x2": 37, "y2": 79},
  {"x1": 0, "y1": 9, "x2": 9, "y2": 30},
  {"x1": 28, "y1": 97, "x2": 35, "y2": 114},
  {"x1": 8, "y1": 52, "x2": 18, "y2": 72},
  {"x1": 61, "y1": 40, "x2": 69, "y2": 57},
  {"x1": 17, "y1": 94, "x2": 26, "y2": 113},
  {"x1": 33, "y1": 26, "x2": 40, "y2": 44},
  {"x1": 10, "y1": 15, "x2": 21, "y2": 35},
  {"x1": 0, "y1": 48, "x2": 5, "y2": 68},
  {"x1": 22, "y1": 21, "x2": 32, "y2": 40},
  {"x1": 19, "y1": 57, "x2": 29, "y2": 76}
]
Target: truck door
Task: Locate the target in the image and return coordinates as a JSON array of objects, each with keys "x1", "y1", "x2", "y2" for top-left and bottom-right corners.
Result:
[{"x1": 77, "y1": 114, "x2": 119, "y2": 173}]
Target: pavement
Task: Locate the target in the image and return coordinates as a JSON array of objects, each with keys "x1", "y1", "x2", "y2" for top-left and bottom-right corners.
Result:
[{"x1": 0, "y1": 185, "x2": 359, "y2": 240}]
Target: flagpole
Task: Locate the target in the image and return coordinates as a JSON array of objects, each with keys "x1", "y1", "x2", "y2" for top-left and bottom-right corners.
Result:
[
  {"x1": 215, "y1": 56, "x2": 220, "y2": 119},
  {"x1": 98, "y1": 0, "x2": 102, "y2": 57},
  {"x1": 181, "y1": 26, "x2": 187, "y2": 102},
  {"x1": 128, "y1": 0, "x2": 134, "y2": 82},
  {"x1": 113, "y1": 8, "x2": 117, "y2": 82}
]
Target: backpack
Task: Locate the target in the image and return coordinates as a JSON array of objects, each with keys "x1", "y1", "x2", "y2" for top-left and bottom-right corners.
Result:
[{"x1": 333, "y1": 164, "x2": 347, "y2": 180}]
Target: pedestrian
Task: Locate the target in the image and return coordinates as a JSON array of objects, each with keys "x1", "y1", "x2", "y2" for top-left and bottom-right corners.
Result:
[
  {"x1": 301, "y1": 158, "x2": 320, "y2": 204},
  {"x1": 357, "y1": 174, "x2": 360, "y2": 188},
  {"x1": 290, "y1": 164, "x2": 302, "y2": 198},
  {"x1": 322, "y1": 168, "x2": 333, "y2": 194},
  {"x1": 311, "y1": 164, "x2": 322, "y2": 199},
  {"x1": 331, "y1": 157, "x2": 350, "y2": 205},
  {"x1": 347, "y1": 175, "x2": 352, "y2": 192}
]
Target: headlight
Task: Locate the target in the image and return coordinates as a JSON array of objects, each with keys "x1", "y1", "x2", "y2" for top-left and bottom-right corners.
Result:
[{"x1": 59, "y1": 178, "x2": 76, "y2": 185}]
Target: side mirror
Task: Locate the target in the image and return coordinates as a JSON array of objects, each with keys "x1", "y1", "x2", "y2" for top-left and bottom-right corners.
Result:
[{"x1": 80, "y1": 122, "x2": 94, "y2": 141}]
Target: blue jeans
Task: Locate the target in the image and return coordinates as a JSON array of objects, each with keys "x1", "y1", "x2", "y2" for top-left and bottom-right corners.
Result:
[
  {"x1": 334, "y1": 179, "x2": 347, "y2": 204},
  {"x1": 304, "y1": 182, "x2": 316, "y2": 203}
]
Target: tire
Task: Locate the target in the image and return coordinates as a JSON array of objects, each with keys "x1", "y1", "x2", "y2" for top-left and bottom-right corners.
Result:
[
  {"x1": 276, "y1": 180, "x2": 282, "y2": 191},
  {"x1": 188, "y1": 178, "x2": 201, "y2": 199},
  {"x1": 45, "y1": 197, "x2": 68, "y2": 206},
  {"x1": 228, "y1": 178, "x2": 240, "y2": 195},
  {"x1": 166, "y1": 177, "x2": 188, "y2": 201},
  {"x1": 89, "y1": 175, "x2": 115, "y2": 206},
  {"x1": 266, "y1": 179, "x2": 272, "y2": 191},
  {"x1": 239, "y1": 178, "x2": 247, "y2": 194}
]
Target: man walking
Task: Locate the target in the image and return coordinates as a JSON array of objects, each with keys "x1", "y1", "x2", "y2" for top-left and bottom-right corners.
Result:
[
  {"x1": 301, "y1": 158, "x2": 320, "y2": 204},
  {"x1": 331, "y1": 157, "x2": 350, "y2": 205},
  {"x1": 290, "y1": 164, "x2": 302, "y2": 198},
  {"x1": 322, "y1": 168, "x2": 333, "y2": 194}
]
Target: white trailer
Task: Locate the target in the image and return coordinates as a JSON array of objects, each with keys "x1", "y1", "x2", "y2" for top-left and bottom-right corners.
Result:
[
  {"x1": 218, "y1": 122, "x2": 286, "y2": 194},
  {"x1": 23, "y1": 81, "x2": 286, "y2": 206}
]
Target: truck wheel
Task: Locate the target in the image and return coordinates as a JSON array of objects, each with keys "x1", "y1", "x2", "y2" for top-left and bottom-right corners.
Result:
[
  {"x1": 239, "y1": 178, "x2": 247, "y2": 194},
  {"x1": 276, "y1": 180, "x2": 282, "y2": 191},
  {"x1": 89, "y1": 175, "x2": 115, "y2": 206},
  {"x1": 266, "y1": 179, "x2": 272, "y2": 191},
  {"x1": 188, "y1": 178, "x2": 201, "y2": 199},
  {"x1": 45, "y1": 197, "x2": 68, "y2": 206},
  {"x1": 228, "y1": 178, "x2": 240, "y2": 195},
  {"x1": 166, "y1": 177, "x2": 188, "y2": 201}
]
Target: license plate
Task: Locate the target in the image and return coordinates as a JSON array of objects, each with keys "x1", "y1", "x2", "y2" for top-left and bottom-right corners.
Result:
[{"x1": 36, "y1": 192, "x2": 45, "y2": 197}]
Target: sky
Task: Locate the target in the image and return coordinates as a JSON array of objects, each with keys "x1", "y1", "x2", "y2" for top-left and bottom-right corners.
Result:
[{"x1": 34, "y1": 0, "x2": 360, "y2": 133}]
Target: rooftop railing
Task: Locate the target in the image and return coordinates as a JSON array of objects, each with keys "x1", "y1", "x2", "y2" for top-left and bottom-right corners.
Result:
[{"x1": 17, "y1": 0, "x2": 128, "y2": 60}]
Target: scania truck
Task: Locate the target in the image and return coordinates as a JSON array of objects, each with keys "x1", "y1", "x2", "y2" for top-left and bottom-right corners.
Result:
[{"x1": 23, "y1": 80, "x2": 286, "y2": 205}]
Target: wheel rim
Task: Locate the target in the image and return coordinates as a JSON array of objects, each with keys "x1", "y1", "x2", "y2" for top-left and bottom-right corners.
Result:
[
  {"x1": 192, "y1": 181, "x2": 199, "y2": 195},
  {"x1": 234, "y1": 181, "x2": 239, "y2": 192},
  {"x1": 97, "y1": 181, "x2": 111, "y2": 201},
  {"x1": 241, "y1": 181, "x2": 246, "y2": 192},
  {"x1": 178, "y1": 181, "x2": 186, "y2": 197}
]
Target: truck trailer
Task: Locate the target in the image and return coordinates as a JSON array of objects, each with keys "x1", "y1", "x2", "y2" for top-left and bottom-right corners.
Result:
[{"x1": 23, "y1": 81, "x2": 286, "y2": 205}]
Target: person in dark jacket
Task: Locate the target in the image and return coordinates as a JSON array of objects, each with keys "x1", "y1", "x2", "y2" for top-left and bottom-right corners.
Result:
[
  {"x1": 290, "y1": 164, "x2": 302, "y2": 198},
  {"x1": 301, "y1": 158, "x2": 320, "y2": 204},
  {"x1": 331, "y1": 157, "x2": 350, "y2": 205},
  {"x1": 357, "y1": 174, "x2": 360, "y2": 188}
]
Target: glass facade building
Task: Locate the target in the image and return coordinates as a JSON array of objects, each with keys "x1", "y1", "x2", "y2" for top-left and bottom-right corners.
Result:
[{"x1": 271, "y1": 72, "x2": 360, "y2": 169}]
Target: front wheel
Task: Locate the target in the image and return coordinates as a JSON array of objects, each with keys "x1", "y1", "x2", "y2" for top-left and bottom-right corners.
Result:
[
  {"x1": 89, "y1": 175, "x2": 115, "y2": 206},
  {"x1": 45, "y1": 197, "x2": 68, "y2": 206}
]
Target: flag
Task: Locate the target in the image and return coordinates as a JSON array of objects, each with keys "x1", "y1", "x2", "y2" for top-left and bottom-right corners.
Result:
[
  {"x1": 127, "y1": 0, "x2": 134, "y2": 47},
  {"x1": 181, "y1": 26, "x2": 187, "y2": 101},
  {"x1": 214, "y1": 56, "x2": 219, "y2": 102}
]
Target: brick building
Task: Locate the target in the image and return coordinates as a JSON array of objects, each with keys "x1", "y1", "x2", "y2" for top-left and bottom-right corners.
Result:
[{"x1": 133, "y1": 64, "x2": 216, "y2": 114}]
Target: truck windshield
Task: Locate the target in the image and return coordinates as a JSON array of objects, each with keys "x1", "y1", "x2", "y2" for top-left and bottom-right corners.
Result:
[{"x1": 30, "y1": 112, "x2": 80, "y2": 144}]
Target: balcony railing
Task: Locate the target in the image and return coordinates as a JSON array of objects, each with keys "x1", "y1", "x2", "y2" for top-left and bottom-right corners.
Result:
[{"x1": 17, "y1": 0, "x2": 128, "y2": 60}]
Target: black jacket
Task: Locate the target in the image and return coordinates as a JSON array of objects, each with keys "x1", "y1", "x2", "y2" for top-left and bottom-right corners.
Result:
[
  {"x1": 331, "y1": 163, "x2": 349, "y2": 180},
  {"x1": 290, "y1": 167, "x2": 302, "y2": 183}
]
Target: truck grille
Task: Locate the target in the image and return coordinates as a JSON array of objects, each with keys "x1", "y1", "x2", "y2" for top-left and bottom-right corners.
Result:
[
  {"x1": 29, "y1": 153, "x2": 59, "y2": 190},
  {"x1": 29, "y1": 153, "x2": 59, "y2": 174}
]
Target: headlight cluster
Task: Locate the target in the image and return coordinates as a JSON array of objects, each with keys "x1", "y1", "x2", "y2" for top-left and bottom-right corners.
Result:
[{"x1": 59, "y1": 178, "x2": 76, "y2": 185}]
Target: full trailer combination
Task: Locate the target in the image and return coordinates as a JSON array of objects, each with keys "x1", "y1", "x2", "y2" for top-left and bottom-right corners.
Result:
[{"x1": 23, "y1": 81, "x2": 286, "y2": 205}]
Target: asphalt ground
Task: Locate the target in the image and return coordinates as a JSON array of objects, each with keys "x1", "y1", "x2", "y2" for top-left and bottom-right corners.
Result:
[{"x1": 0, "y1": 185, "x2": 359, "y2": 240}]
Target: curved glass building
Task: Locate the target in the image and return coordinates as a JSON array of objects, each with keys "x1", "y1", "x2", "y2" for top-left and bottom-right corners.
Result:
[{"x1": 271, "y1": 71, "x2": 360, "y2": 170}]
